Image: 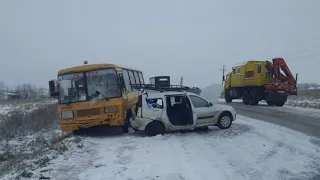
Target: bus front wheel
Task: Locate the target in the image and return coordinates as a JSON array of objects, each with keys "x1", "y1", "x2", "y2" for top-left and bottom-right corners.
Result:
[{"x1": 122, "y1": 109, "x2": 132, "y2": 133}]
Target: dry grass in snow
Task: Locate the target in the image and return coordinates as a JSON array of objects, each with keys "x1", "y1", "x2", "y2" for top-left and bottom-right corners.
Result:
[{"x1": 0, "y1": 99, "x2": 79, "y2": 179}]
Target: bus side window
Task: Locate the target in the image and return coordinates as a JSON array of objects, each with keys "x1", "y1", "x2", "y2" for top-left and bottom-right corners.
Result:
[
  {"x1": 128, "y1": 70, "x2": 136, "y2": 89},
  {"x1": 133, "y1": 71, "x2": 141, "y2": 85},
  {"x1": 138, "y1": 72, "x2": 145, "y2": 84},
  {"x1": 123, "y1": 69, "x2": 132, "y2": 92},
  {"x1": 118, "y1": 73, "x2": 126, "y2": 92}
]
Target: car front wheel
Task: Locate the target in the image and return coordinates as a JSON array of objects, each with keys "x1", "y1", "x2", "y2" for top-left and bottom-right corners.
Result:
[
  {"x1": 145, "y1": 121, "x2": 165, "y2": 136},
  {"x1": 217, "y1": 112, "x2": 233, "y2": 129}
]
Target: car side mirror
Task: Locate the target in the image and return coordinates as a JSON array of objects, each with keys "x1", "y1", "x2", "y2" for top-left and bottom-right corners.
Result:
[{"x1": 209, "y1": 102, "x2": 213, "y2": 106}]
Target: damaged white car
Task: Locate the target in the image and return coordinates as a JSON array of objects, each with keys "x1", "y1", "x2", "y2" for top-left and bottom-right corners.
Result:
[{"x1": 130, "y1": 90, "x2": 237, "y2": 136}]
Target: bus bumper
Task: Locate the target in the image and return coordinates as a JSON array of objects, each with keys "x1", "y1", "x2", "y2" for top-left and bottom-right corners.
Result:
[{"x1": 60, "y1": 124, "x2": 80, "y2": 132}]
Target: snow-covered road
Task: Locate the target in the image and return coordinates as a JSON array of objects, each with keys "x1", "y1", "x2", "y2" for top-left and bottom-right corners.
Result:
[{"x1": 11, "y1": 115, "x2": 319, "y2": 180}]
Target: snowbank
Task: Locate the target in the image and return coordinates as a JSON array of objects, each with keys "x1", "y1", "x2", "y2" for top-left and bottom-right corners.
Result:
[
  {"x1": 2, "y1": 115, "x2": 318, "y2": 180},
  {"x1": 218, "y1": 97, "x2": 320, "y2": 110},
  {"x1": 286, "y1": 97, "x2": 320, "y2": 109}
]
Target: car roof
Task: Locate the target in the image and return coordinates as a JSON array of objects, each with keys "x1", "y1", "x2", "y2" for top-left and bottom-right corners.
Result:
[{"x1": 143, "y1": 90, "x2": 198, "y2": 99}]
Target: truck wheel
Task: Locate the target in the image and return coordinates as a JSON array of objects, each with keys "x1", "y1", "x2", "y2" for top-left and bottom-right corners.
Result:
[
  {"x1": 217, "y1": 112, "x2": 233, "y2": 129},
  {"x1": 224, "y1": 89, "x2": 232, "y2": 103},
  {"x1": 249, "y1": 100, "x2": 259, "y2": 105},
  {"x1": 145, "y1": 121, "x2": 165, "y2": 136},
  {"x1": 224, "y1": 91, "x2": 232, "y2": 103},
  {"x1": 248, "y1": 89, "x2": 259, "y2": 105},
  {"x1": 242, "y1": 91, "x2": 249, "y2": 105},
  {"x1": 267, "y1": 101, "x2": 275, "y2": 106},
  {"x1": 275, "y1": 101, "x2": 285, "y2": 107}
]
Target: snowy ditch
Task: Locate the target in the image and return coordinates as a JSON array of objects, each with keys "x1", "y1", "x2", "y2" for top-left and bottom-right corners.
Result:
[
  {"x1": 0, "y1": 99, "x2": 73, "y2": 179},
  {"x1": 1, "y1": 115, "x2": 319, "y2": 180}
]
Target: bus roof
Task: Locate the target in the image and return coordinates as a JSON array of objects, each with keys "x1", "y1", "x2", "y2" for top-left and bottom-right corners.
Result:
[{"x1": 58, "y1": 63, "x2": 142, "y2": 75}]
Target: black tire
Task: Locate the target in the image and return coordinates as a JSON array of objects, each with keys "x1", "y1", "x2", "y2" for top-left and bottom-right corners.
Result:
[
  {"x1": 121, "y1": 126, "x2": 129, "y2": 133},
  {"x1": 224, "y1": 89, "x2": 232, "y2": 103},
  {"x1": 145, "y1": 121, "x2": 165, "y2": 136},
  {"x1": 242, "y1": 91, "x2": 249, "y2": 105},
  {"x1": 249, "y1": 100, "x2": 259, "y2": 105},
  {"x1": 248, "y1": 89, "x2": 259, "y2": 105},
  {"x1": 267, "y1": 101, "x2": 275, "y2": 106},
  {"x1": 275, "y1": 101, "x2": 285, "y2": 107},
  {"x1": 122, "y1": 109, "x2": 132, "y2": 133},
  {"x1": 217, "y1": 112, "x2": 233, "y2": 129}
]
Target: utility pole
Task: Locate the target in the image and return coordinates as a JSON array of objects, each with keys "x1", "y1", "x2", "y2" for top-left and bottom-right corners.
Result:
[
  {"x1": 180, "y1": 76, "x2": 184, "y2": 86},
  {"x1": 220, "y1": 65, "x2": 227, "y2": 85}
]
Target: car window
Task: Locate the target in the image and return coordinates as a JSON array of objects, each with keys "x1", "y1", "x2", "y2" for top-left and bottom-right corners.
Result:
[
  {"x1": 189, "y1": 95, "x2": 209, "y2": 108},
  {"x1": 146, "y1": 98, "x2": 163, "y2": 109}
]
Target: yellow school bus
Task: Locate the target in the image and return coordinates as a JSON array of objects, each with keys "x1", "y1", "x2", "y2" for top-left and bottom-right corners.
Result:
[{"x1": 49, "y1": 61, "x2": 145, "y2": 133}]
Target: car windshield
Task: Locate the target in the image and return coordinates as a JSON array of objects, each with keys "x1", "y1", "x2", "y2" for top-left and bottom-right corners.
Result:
[{"x1": 58, "y1": 68, "x2": 121, "y2": 104}]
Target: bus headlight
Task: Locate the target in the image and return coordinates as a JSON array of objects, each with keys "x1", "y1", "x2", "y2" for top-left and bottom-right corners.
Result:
[
  {"x1": 105, "y1": 106, "x2": 119, "y2": 113},
  {"x1": 61, "y1": 111, "x2": 74, "y2": 119}
]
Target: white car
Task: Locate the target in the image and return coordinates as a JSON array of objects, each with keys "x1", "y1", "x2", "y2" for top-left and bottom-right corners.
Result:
[{"x1": 130, "y1": 90, "x2": 237, "y2": 136}]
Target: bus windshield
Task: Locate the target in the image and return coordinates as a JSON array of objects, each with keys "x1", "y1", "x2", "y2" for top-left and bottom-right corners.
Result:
[{"x1": 58, "y1": 68, "x2": 121, "y2": 104}]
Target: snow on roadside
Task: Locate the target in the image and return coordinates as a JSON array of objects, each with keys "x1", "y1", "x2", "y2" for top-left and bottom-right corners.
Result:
[
  {"x1": 3, "y1": 115, "x2": 319, "y2": 180},
  {"x1": 286, "y1": 97, "x2": 320, "y2": 109},
  {"x1": 218, "y1": 98, "x2": 320, "y2": 115}
]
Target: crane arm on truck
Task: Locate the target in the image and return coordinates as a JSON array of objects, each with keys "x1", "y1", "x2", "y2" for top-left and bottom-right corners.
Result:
[
  {"x1": 272, "y1": 57, "x2": 296, "y2": 86},
  {"x1": 266, "y1": 57, "x2": 296, "y2": 86}
]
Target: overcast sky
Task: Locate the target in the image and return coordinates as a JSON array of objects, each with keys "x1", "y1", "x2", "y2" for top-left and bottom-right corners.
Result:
[{"x1": 0, "y1": 0, "x2": 319, "y2": 89}]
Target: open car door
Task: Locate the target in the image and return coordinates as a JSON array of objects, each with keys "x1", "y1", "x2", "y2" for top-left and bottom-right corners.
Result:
[{"x1": 165, "y1": 94, "x2": 196, "y2": 128}]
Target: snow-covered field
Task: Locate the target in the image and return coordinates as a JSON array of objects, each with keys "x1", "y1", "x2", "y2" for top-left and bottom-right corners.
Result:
[
  {"x1": 0, "y1": 98, "x2": 63, "y2": 179},
  {"x1": 287, "y1": 97, "x2": 320, "y2": 109},
  {"x1": 0, "y1": 99, "x2": 57, "y2": 117},
  {"x1": 2, "y1": 115, "x2": 319, "y2": 180}
]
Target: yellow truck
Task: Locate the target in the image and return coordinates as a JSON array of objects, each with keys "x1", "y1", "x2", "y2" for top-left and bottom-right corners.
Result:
[
  {"x1": 49, "y1": 61, "x2": 144, "y2": 133},
  {"x1": 223, "y1": 57, "x2": 297, "y2": 106}
]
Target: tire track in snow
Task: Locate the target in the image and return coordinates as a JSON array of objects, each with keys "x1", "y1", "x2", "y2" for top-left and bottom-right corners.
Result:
[
  {"x1": 179, "y1": 133, "x2": 232, "y2": 180},
  {"x1": 113, "y1": 136, "x2": 136, "y2": 178},
  {"x1": 44, "y1": 138, "x2": 99, "y2": 180}
]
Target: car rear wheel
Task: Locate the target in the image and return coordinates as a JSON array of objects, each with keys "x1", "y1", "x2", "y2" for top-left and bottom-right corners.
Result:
[
  {"x1": 217, "y1": 112, "x2": 233, "y2": 129},
  {"x1": 145, "y1": 121, "x2": 165, "y2": 136}
]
